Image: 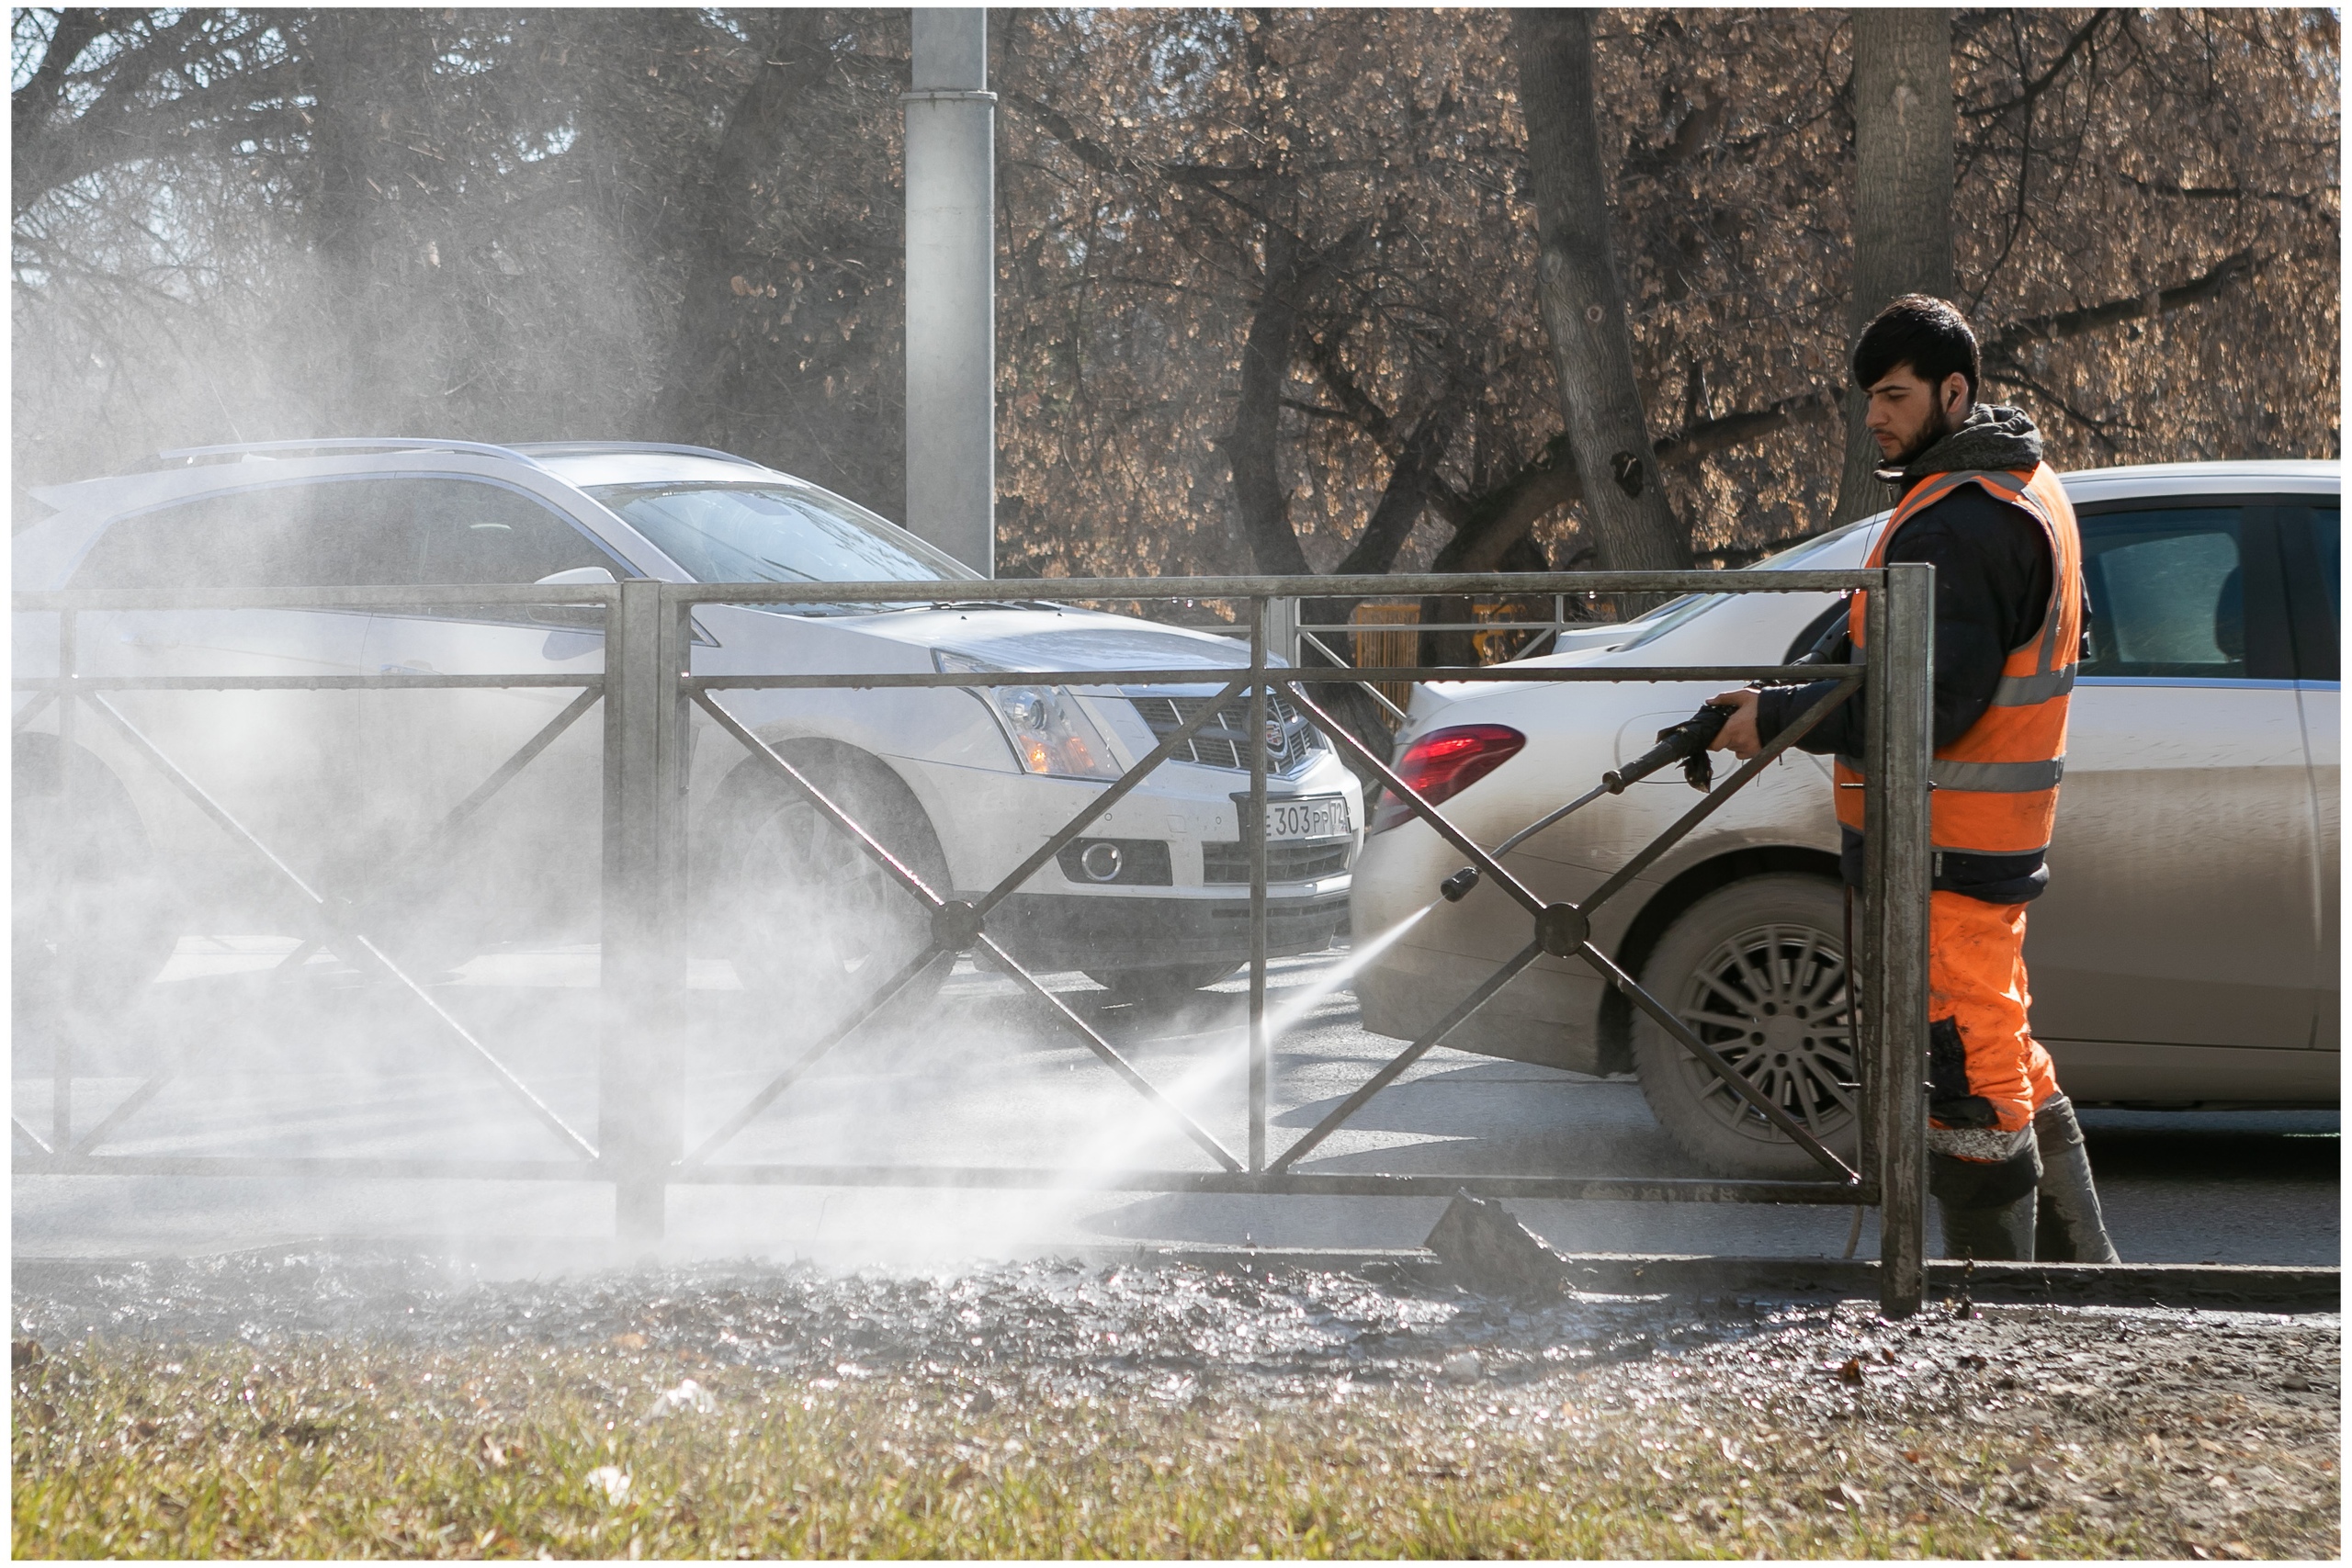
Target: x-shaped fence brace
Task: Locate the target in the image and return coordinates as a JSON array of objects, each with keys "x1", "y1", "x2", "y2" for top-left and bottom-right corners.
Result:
[
  {"x1": 678, "y1": 652, "x2": 1866, "y2": 1188},
  {"x1": 14, "y1": 667, "x2": 606, "y2": 1163}
]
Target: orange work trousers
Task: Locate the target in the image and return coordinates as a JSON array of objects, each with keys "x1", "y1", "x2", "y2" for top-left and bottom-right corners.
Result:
[{"x1": 1926, "y1": 890, "x2": 2060, "y2": 1135}]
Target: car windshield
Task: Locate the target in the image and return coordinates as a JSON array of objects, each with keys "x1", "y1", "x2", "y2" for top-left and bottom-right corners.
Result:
[
  {"x1": 1615, "y1": 517, "x2": 1876, "y2": 650},
  {"x1": 588, "y1": 481, "x2": 979, "y2": 586}
]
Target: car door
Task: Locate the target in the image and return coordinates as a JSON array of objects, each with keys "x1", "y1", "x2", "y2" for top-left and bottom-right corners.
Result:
[
  {"x1": 353, "y1": 476, "x2": 631, "y2": 951},
  {"x1": 61, "y1": 480, "x2": 386, "y2": 918},
  {"x1": 2027, "y1": 500, "x2": 2319, "y2": 1087}
]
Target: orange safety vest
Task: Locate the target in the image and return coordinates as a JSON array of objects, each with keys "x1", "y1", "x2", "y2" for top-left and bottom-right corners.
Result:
[{"x1": 1834, "y1": 463, "x2": 2083, "y2": 858}]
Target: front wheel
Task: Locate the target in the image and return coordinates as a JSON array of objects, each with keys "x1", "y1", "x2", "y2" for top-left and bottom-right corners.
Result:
[
  {"x1": 1631, "y1": 874, "x2": 1860, "y2": 1179},
  {"x1": 13, "y1": 735, "x2": 179, "y2": 1033},
  {"x1": 698, "y1": 749, "x2": 952, "y2": 1021}
]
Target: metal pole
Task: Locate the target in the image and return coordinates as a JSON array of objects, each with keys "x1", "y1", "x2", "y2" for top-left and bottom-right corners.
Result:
[
  {"x1": 1870, "y1": 562, "x2": 1934, "y2": 1315},
  {"x1": 1247, "y1": 597, "x2": 1270, "y2": 1171},
  {"x1": 902, "y1": 8, "x2": 996, "y2": 576},
  {"x1": 601, "y1": 581, "x2": 689, "y2": 1247},
  {"x1": 51, "y1": 610, "x2": 76, "y2": 1149}
]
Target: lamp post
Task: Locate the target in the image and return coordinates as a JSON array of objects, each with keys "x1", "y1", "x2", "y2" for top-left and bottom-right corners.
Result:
[{"x1": 902, "y1": 8, "x2": 996, "y2": 577}]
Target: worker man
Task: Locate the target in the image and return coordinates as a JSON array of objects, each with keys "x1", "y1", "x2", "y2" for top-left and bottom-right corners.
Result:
[{"x1": 1707, "y1": 294, "x2": 2119, "y2": 1264}]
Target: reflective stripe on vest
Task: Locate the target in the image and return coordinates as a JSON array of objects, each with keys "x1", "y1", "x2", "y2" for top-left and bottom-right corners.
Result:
[{"x1": 1833, "y1": 461, "x2": 2083, "y2": 859}]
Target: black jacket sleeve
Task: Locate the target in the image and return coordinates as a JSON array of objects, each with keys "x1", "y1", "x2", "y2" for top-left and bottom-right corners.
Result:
[{"x1": 1754, "y1": 485, "x2": 2053, "y2": 757}]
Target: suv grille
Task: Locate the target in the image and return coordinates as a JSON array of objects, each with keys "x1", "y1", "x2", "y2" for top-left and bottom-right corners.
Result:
[
  {"x1": 1203, "y1": 840, "x2": 1352, "y2": 885},
  {"x1": 1125, "y1": 690, "x2": 1322, "y2": 775}
]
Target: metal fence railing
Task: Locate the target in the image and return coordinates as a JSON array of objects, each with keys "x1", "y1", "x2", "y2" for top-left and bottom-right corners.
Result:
[{"x1": 13, "y1": 568, "x2": 1934, "y2": 1314}]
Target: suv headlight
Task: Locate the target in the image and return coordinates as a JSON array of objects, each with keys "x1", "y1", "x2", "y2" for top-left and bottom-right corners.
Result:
[{"x1": 934, "y1": 649, "x2": 1122, "y2": 780}]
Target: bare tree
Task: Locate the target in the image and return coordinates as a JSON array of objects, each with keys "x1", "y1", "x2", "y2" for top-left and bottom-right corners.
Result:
[
  {"x1": 1832, "y1": 9, "x2": 1957, "y2": 522},
  {"x1": 1510, "y1": 8, "x2": 1690, "y2": 575}
]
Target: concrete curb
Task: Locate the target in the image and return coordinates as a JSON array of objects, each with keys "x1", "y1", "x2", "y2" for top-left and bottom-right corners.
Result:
[{"x1": 1098, "y1": 1244, "x2": 2342, "y2": 1312}]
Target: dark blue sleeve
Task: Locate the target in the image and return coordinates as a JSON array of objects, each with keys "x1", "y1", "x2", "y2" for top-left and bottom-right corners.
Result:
[{"x1": 1755, "y1": 487, "x2": 2052, "y2": 755}]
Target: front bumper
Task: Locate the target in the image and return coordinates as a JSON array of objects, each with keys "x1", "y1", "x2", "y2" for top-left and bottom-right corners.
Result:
[{"x1": 982, "y1": 889, "x2": 1349, "y2": 972}]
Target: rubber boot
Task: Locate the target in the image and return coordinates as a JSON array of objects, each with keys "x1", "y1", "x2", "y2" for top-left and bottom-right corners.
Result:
[
  {"x1": 1939, "y1": 1189, "x2": 2038, "y2": 1261},
  {"x1": 2030, "y1": 1094, "x2": 2120, "y2": 1264},
  {"x1": 1928, "y1": 1142, "x2": 2041, "y2": 1261}
]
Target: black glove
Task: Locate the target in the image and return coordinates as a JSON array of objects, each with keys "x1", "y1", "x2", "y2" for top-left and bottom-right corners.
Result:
[{"x1": 1606, "y1": 702, "x2": 1732, "y2": 795}]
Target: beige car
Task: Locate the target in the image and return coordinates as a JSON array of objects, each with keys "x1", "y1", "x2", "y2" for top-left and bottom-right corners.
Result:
[{"x1": 1349, "y1": 461, "x2": 2339, "y2": 1178}]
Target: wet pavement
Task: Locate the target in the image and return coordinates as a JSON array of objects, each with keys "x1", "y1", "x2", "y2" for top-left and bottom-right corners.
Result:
[{"x1": 12, "y1": 943, "x2": 2339, "y2": 1269}]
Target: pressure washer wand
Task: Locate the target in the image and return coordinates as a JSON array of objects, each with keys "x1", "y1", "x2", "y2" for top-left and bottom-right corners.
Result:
[{"x1": 1437, "y1": 701, "x2": 1734, "y2": 903}]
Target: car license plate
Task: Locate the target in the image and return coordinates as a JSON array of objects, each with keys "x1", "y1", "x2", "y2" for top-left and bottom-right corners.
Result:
[{"x1": 1263, "y1": 795, "x2": 1351, "y2": 841}]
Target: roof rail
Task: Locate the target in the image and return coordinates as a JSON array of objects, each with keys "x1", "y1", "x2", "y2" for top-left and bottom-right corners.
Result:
[
  {"x1": 508, "y1": 441, "x2": 766, "y2": 468},
  {"x1": 151, "y1": 438, "x2": 545, "y2": 468}
]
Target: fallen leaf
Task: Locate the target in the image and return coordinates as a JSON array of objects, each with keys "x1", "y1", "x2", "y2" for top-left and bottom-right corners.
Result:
[
  {"x1": 1835, "y1": 1358, "x2": 1866, "y2": 1384},
  {"x1": 610, "y1": 1333, "x2": 648, "y2": 1351}
]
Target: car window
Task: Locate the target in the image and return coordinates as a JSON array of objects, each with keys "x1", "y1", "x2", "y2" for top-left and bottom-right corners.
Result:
[
  {"x1": 2311, "y1": 508, "x2": 2339, "y2": 644},
  {"x1": 406, "y1": 482, "x2": 616, "y2": 583},
  {"x1": 71, "y1": 478, "x2": 614, "y2": 590},
  {"x1": 589, "y1": 482, "x2": 974, "y2": 585},
  {"x1": 2076, "y1": 508, "x2": 2246, "y2": 679},
  {"x1": 1615, "y1": 516, "x2": 1877, "y2": 653}
]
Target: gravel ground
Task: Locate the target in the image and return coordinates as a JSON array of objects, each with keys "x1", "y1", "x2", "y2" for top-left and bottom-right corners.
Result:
[{"x1": 14, "y1": 1248, "x2": 2340, "y2": 1558}]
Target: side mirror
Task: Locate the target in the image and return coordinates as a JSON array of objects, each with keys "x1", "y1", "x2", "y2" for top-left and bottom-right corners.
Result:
[{"x1": 530, "y1": 564, "x2": 616, "y2": 627}]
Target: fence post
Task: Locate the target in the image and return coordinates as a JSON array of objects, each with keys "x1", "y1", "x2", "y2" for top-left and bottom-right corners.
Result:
[
  {"x1": 1867, "y1": 561, "x2": 1934, "y2": 1316},
  {"x1": 52, "y1": 609, "x2": 77, "y2": 1150},
  {"x1": 1246, "y1": 596, "x2": 1270, "y2": 1172},
  {"x1": 601, "y1": 581, "x2": 691, "y2": 1247}
]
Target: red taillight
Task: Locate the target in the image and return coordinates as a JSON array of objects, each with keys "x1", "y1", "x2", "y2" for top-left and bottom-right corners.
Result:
[{"x1": 1372, "y1": 724, "x2": 1526, "y2": 833}]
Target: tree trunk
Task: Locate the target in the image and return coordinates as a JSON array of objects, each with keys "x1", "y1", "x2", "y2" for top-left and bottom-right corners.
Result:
[
  {"x1": 303, "y1": 10, "x2": 413, "y2": 430},
  {"x1": 1510, "y1": 9, "x2": 1690, "y2": 581},
  {"x1": 655, "y1": 26, "x2": 834, "y2": 447},
  {"x1": 1226, "y1": 218, "x2": 1315, "y2": 576},
  {"x1": 1832, "y1": 8, "x2": 1956, "y2": 523}
]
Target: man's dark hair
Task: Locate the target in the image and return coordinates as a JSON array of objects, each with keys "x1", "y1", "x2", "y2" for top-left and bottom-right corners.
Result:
[{"x1": 1852, "y1": 294, "x2": 1981, "y2": 405}]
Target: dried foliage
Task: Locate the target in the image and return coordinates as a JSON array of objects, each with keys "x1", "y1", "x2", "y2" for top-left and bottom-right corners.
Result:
[
  {"x1": 11, "y1": 8, "x2": 2338, "y2": 576},
  {"x1": 11, "y1": 1292, "x2": 2340, "y2": 1558}
]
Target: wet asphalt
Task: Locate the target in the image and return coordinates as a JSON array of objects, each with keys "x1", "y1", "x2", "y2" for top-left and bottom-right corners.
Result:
[{"x1": 11, "y1": 943, "x2": 2338, "y2": 1272}]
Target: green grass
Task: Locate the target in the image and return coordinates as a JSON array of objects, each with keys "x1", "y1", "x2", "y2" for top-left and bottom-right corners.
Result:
[{"x1": 11, "y1": 1337, "x2": 2329, "y2": 1558}]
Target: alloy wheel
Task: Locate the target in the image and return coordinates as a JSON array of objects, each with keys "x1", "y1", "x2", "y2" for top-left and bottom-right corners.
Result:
[{"x1": 1668, "y1": 919, "x2": 1857, "y2": 1146}]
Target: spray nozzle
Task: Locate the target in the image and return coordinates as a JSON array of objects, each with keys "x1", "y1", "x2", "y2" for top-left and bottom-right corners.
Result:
[{"x1": 1438, "y1": 866, "x2": 1481, "y2": 903}]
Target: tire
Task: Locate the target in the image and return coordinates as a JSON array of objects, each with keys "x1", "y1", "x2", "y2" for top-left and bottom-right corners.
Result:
[
  {"x1": 1084, "y1": 963, "x2": 1241, "y2": 1000},
  {"x1": 698, "y1": 746, "x2": 952, "y2": 1020},
  {"x1": 1631, "y1": 874, "x2": 1860, "y2": 1179},
  {"x1": 12, "y1": 735, "x2": 179, "y2": 1029}
]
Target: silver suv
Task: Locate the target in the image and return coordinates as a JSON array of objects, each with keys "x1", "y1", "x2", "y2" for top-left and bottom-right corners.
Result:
[{"x1": 14, "y1": 440, "x2": 1363, "y2": 1015}]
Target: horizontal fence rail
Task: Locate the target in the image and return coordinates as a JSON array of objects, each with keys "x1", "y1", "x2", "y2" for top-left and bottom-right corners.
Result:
[{"x1": 13, "y1": 566, "x2": 1933, "y2": 1314}]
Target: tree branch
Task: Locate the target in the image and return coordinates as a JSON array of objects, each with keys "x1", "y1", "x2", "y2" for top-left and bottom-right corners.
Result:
[
  {"x1": 1982, "y1": 365, "x2": 2134, "y2": 456},
  {"x1": 1962, "y1": 9, "x2": 2115, "y2": 119},
  {"x1": 1983, "y1": 248, "x2": 2261, "y2": 357}
]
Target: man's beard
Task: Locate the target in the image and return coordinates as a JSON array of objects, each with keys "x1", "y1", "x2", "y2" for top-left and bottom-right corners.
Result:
[{"x1": 1894, "y1": 398, "x2": 1958, "y2": 466}]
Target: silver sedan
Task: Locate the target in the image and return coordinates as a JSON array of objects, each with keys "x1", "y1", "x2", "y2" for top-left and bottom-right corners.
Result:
[{"x1": 1348, "y1": 460, "x2": 2339, "y2": 1179}]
